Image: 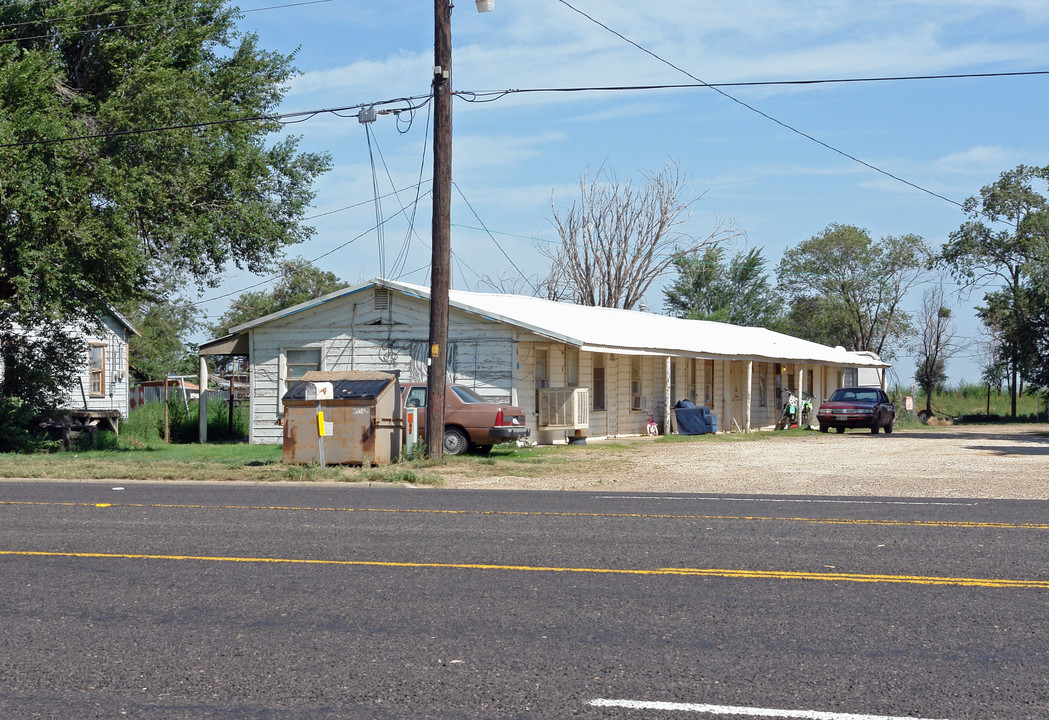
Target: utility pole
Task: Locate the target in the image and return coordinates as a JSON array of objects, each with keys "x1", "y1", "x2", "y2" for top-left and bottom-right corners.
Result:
[{"x1": 426, "y1": 0, "x2": 453, "y2": 459}]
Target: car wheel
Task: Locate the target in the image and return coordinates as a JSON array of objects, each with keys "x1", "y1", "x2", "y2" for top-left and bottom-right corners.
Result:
[
  {"x1": 836, "y1": 426, "x2": 845, "y2": 434},
  {"x1": 819, "y1": 424, "x2": 829, "y2": 433},
  {"x1": 443, "y1": 427, "x2": 469, "y2": 456}
]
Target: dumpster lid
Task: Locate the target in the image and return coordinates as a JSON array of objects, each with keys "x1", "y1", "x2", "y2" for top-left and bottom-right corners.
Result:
[{"x1": 282, "y1": 371, "x2": 397, "y2": 401}]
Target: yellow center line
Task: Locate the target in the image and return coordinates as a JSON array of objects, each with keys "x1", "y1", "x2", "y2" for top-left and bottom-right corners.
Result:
[
  {"x1": 1, "y1": 500, "x2": 1047, "y2": 531},
  {"x1": 2, "y1": 550, "x2": 1047, "y2": 589}
]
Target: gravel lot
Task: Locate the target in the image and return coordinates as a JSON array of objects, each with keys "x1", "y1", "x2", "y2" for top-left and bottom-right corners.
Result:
[{"x1": 439, "y1": 424, "x2": 1049, "y2": 499}]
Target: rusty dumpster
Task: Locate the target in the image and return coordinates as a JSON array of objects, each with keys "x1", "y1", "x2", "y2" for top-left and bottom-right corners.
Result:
[{"x1": 282, "y1": 371, "x2": 401, "y2": 465}]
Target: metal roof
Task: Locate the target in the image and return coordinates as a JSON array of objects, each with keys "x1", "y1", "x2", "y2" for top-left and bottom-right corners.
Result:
[{"x1": 218, "y1": 278, "x2": 888, "y2": 368}]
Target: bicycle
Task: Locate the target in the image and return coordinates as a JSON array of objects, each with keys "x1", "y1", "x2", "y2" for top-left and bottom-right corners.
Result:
[{"x1": 643, "y1": 409, "x2": 658, "y2": 436}]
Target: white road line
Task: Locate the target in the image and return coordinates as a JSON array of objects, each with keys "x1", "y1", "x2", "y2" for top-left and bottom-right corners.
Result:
[
  {"x1": 587, "y1": 698, "x2": 953, "y2": 720},
  {"x1": 596, "y1": 496, "x2": 976, "y2": 507}
]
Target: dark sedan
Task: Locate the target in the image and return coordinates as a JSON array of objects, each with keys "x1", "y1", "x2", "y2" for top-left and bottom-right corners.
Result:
[{"x1": 817, "y1": 386, "x2": 896, "y2": 434}]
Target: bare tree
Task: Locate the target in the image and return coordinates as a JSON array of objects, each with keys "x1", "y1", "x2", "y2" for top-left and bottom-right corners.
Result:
[
  {"x1": 541, "y1": 162, "x2": 741, "y2": 309},
  {"x1": 913, "y1": 283, "x2": 960, "y2": 416}
]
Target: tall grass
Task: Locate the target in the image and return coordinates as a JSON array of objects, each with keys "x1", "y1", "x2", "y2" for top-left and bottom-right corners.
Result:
[
  {"x1": 121, "y1": 398, "x2": 249, "y2": 447},
  {"x1": 893, "y1": 381, "x2": 1047, "y2": 421}
]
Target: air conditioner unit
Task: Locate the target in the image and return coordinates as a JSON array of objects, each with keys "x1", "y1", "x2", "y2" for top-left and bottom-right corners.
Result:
[{"x1": 538, "y1": 387, "x2": 590, "y2": 431}]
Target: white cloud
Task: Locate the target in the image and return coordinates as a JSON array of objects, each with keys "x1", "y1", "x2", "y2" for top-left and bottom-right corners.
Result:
[{"x1": 935, "y1": 146, "x2": 1018, "y2": 175}]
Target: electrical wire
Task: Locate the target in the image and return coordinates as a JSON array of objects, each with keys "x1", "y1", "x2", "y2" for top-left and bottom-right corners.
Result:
[
  {"x1": 363, "y1": 122, "x2": 386, "y2": 279},
  {"x1": 455, "y1": 70, "x2": 1049, "y2": 101},
  {"x1": 0, "y1": 0, "x2": 201, "y2": 31},
  {"x1": 0, "y1": 0, "x2": 336, "y2": 44},
  {"x1": 391, "y1": 95, "x2": 435, "y2": 280},
  {"x1": 192, "y1": 200, "x2": 419, "y2": 308},
  {"x1": 452, "y1": 182, "x2": 538, "y2": 295},
  {"x1": 305, "y1": 180, "x2": 430, "y2": 221},
  {"x1": 0, "y1": 95, "x2": 433, "y2": 149},
  {"x1": 554, "y1": 0, "x2": 966, "y2": 209}
]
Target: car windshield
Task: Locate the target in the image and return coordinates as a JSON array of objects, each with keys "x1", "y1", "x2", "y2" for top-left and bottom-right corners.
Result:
[
  {"x1": 830, "y1": 388, "x2": 880, "y2": 403},
  {"x1": 451, "y1": 385, "x2": 487, "y2": 404}
]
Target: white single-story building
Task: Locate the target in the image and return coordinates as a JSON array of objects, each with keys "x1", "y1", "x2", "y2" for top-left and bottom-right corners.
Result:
[
  {"x1": 0, "y1": 309, "x2": 138, "y2": 426},
  {"x1": 68, "y1": 311, "x2": 138, "y2": 418},
  {"x1": 197, "y1": 278, "x2": 889, "y2": 444}
]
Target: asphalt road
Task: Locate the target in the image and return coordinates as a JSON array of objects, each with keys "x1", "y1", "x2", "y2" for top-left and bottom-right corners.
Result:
[{"x1": 2, "y1": 481, "x2": 1048, "y2": 719}]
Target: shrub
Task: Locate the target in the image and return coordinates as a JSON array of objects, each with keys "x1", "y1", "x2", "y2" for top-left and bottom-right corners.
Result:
[{"x1": 0, "y1": 397, "x2": 48, "y2": 453}]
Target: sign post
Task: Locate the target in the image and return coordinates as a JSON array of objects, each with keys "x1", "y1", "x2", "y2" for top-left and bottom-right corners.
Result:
[{"x1": 304, "y1": 381, "x2": 334, "y2": 468}]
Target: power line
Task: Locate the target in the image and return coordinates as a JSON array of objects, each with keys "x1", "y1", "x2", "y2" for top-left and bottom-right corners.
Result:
[
  {"x1": 0, "y1": 0, "x2": 201, "y2": 31},
  {"x1": 0, "y1": 0, "x2": 335, "y2": 44},
  {"x1": 0, "y1": 95, "x2": 432, "y2": 149},
  {"x1": 452, "y1": 182, "x2": 538, "y2": 294},
  {"x1": 457, "y1": 69, "x2": 1049, "y2": 101},
  {"x1": 554, "y1": 0, "x2": 966, "y2": 209},
  {"x1": 193, "y1": 200, "x2": 421, "y2": 308}
]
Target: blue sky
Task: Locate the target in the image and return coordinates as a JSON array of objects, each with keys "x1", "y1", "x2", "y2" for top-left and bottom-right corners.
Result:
[{"x1": 197, "y1": 0, "x2": 1049, "y2": 386}]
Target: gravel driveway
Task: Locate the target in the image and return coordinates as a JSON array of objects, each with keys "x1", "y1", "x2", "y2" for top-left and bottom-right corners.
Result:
[{"x1": 440, "y1": 424, "x2": 1049, "y2": 499}]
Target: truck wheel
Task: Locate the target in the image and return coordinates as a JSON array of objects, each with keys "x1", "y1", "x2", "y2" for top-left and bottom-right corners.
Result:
[{"x1": 443, "y1": 427, "x2": 469, "y2": 456}]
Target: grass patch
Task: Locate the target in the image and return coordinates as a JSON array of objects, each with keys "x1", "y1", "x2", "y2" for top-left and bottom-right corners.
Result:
[{"x1": 0, "y1": 440, "x2": 446, "y2": 484}]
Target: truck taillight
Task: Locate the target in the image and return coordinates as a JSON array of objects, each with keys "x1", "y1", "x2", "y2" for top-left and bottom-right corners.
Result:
[{"x1": 495, "y1": 409, "x2": 505, "y2": 426}]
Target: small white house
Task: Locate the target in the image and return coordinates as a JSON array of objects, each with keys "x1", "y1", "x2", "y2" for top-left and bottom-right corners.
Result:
[
  {"x1": 63, "y1": 311, "x2": 139, "y2": 419},
  {"x1": 0, "y1": 310, "x2": 138, "y2": 427},
  {"x1": 198, "y1": 279, "x2": 890, "y2": 444}
]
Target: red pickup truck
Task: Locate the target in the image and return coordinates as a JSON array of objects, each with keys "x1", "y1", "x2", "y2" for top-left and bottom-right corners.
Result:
[{"x1": 401, "y1": 383, "x2": 530, "y2": 455}]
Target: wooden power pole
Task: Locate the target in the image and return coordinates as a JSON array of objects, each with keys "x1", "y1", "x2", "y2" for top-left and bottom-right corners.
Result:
[{"x1": 426, "y1": 0, "x2": 453, "y2": 459}]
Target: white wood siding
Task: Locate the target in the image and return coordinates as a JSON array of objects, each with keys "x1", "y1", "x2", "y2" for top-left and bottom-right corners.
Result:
[
  {"x1": 248, "y1": 288, "x2": 517, "y2": 444},
  {"x1": 62, "y1": 316, "x2": 133, "y2": 417}
]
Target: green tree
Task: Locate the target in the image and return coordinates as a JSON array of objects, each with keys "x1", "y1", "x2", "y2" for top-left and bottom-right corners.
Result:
[
  {"x1": 116, "y1": 294, "x2": 200, "y2": 381},
  {"x1": 776, "y1": 224, "x2": 928, "y2": 361},
  {"x1": 208, "y1": 258, "x2": 347, "y2": 338},
  {"x1": 0, "y1": 1, "x2": 329, "y2": 409},
  {"x1": 937, "y1": 164, "x2": 1049, "y2": 417},
  {"x1": 663, "y1": 246, "x2": 782, "y2": 327}
]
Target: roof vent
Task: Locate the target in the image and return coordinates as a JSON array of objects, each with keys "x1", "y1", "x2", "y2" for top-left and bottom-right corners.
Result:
[{"x1": 374, "y1": 288, "x2": 391, "y2": 312}]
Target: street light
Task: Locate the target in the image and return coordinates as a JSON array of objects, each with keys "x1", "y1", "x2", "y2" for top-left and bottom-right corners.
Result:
[{"x1": 426, "y1": 0, "x2": 492, "y2": 459}]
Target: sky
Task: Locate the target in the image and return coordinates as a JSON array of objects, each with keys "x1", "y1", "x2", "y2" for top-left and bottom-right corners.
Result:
[{"x1": 195, "y1": 0, "x2": 1049, "y2": 386}]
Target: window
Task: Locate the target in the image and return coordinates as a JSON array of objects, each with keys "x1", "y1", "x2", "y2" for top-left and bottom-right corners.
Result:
[
  {"x1": 534, "y1": 347, "x2": 548, "y2": 411},
  {"x1": 285, "y1": 347, "x2": 322, "y2": 391},
  {"x1": 405, "y1": 386, "x2": 427, "y2": 408},
  {"x1": 451, "y1": 385, "x2": 486, "y2": 403},
  {"x1": 592, "y1": 353, "x2": 606, "y2": 412},
  {"x1": 631, "y1": 356, "x2": 642, "y2": 410},
  {"x1": 89, "y1": 344, "x2": 105, "y2": 396},
  {"x1": 566, "y1": 347, "x2": 579, "y2": 387},
  {"x1": 758, "y1": 373, "x2": 767, "y2": 407}
]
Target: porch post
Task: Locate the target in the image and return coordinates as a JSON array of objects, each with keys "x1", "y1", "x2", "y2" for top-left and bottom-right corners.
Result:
[
  {"x1": 744, "y1": 360, "x2": 753, "y2": 432},
  {"x1": 198, "y1": 355, "x2": 208, "y2": 443},
  {"x1": 722, "y1": 360, "x2": 732, "y2": 432},
  {"x1": 664, "y1": 356, "x2": 672, "y2": 435}
]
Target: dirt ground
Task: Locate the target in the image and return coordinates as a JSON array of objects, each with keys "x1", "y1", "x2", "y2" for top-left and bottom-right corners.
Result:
[{"x1": 435, "y1": 424, "x2": 1049, "y2": 499}]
